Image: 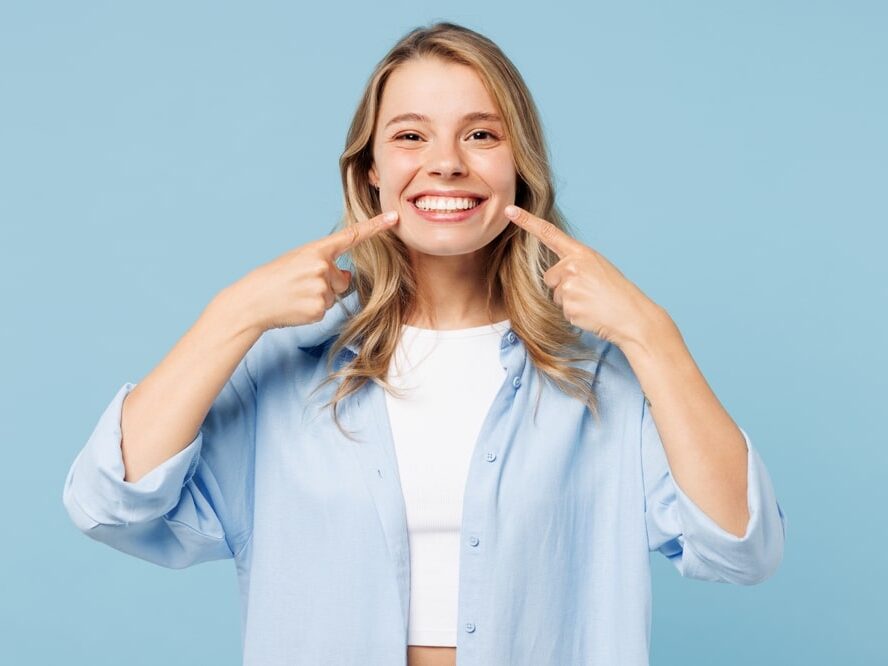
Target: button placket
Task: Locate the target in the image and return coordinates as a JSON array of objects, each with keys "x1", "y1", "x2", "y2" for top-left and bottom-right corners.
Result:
[{"x1": 456, "y1": 329, "x2": 524, "y2": 654}]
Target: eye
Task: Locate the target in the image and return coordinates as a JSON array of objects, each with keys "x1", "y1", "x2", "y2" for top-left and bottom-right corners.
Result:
[
  {"x1": 469, "y1": 130, "x2": 499, "y2": 141},
  {"x1": 393, "y1": 130, "x2": 500, "y2": 142}
]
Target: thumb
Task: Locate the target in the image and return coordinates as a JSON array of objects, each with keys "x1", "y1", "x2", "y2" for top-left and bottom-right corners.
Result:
[{"x1": 332, "y1": 268, "x2": 352, "y2": 293}]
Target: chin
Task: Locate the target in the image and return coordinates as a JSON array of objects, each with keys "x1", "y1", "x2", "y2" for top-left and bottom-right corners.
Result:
[
  {"x1": 395, "y1": 232, "x2": 485, "y2": 257},
  {"x1": 416, "y1": 243, "x2": 492, "y2": 258},
  {"x1": 400, "y1": 219, "x2": 508, "y2": 254}
]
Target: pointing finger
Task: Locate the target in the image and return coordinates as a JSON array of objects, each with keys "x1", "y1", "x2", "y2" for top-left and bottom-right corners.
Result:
[
  {"x1": 504, "y1": 205, "x2": 577, "y2": 259},
  {"x1": 324, "y1": 210, "x2": 399, "y2": 259}
]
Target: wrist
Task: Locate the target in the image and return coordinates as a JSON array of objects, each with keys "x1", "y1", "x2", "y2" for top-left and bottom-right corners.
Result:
[
  {"x1": 208, "y1": 282, "x2": 265, "y2": 341},
  {"x1": 618, "y1": 305, "x2": 682, "y2": 363}
]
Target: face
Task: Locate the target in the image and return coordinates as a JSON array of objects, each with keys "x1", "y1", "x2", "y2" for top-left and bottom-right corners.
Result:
[{"x1": 369, "y1": 57, "x2": 517, "y2": 260}]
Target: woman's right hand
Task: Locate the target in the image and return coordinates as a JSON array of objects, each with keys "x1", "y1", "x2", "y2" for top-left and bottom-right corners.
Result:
[{"x1": 226, "y1": 210, "x2": 400, "y2": 334}]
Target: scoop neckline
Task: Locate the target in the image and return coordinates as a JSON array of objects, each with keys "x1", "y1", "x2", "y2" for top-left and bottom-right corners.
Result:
[{"x1": 400, "y1": 319, "x2": 511, "y2": 339}]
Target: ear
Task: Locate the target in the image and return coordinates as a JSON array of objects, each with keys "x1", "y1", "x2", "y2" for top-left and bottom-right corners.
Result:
[{"x1": 368, "y1": 163, "x2": 378, "y2": 188}]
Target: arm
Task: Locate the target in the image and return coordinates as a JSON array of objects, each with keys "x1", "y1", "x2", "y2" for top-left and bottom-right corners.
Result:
[
  {"x1": 627, "y1": 311, "x2": 787, "y2": 584},
  {"x1": 62, "y1": 284, "x2": 262, "y2": 568},
  {"x1": 120, "y1": 284, "x2": 261, "y2": 483},
  {"x1": 499, "y1": 204, "x2": 786, "y2": 583},
  {"x1": 622, "y1": 310, "x2": 750, "y2": 538}
]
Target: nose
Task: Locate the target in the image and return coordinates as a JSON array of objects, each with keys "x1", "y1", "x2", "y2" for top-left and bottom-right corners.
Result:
[{"x1": 425, "y1": 138, "x2": 466, "y2": 178}]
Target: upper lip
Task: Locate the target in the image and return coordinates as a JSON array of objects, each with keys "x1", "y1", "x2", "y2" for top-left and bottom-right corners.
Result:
[{"x1": 408, "y1": 189, "x2": 488, "y2": 202}]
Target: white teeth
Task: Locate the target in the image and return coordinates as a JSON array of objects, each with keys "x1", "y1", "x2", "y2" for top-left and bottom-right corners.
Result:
[{"x1": 414, "y1": 195, "x2": 482, "y2": 211}]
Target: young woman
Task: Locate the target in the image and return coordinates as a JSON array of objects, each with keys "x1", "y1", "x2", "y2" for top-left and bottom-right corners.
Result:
[{"x1": 63, "y1": 22, "x2": 787, "y2": 666}]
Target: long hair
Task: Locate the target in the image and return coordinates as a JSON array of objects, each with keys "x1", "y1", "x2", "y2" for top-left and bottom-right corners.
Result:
[{"x1": 314, "y1": 21, "x2": 602, "y2": 439}]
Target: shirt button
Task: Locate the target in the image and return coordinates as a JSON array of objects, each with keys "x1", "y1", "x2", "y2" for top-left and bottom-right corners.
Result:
[
  {"x1": 465, "y1": 622, "x2": 476, "y2": 633},
  {"x1": 512, "y1": 376, "x2": 521, "y2": 389},
  {"x1": 507, "y1": 331, "x2": 517, "y2": 344},
  {"x1": 468, "y1": 536, "x2": 480, "y2": 547},
  {"x1": 485, "y1": 452, "x2": 497, "y2": 462}
]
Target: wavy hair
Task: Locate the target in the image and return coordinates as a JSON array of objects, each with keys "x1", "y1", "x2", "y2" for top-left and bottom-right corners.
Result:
[{"x1": 312, "y1": 21, "x2": 602, "y2": 439}]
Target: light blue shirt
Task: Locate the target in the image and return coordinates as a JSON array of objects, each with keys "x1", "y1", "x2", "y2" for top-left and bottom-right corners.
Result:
[{"x1": 62, "y1": 289, "x2": 787, "y2": 665}]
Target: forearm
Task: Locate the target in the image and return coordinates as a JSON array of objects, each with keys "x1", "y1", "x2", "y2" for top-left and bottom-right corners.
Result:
[
  {"x1": 620, "y1": 309, "x2": 750, "y2": 538},
  {"x1": 120, "y1": 284, "x2": 262, "y2": 483}
]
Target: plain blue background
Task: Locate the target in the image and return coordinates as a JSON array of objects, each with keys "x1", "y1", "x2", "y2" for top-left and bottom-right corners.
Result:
[{"x1": 2, "y1": 1, "x2": 884, "y2": 664}]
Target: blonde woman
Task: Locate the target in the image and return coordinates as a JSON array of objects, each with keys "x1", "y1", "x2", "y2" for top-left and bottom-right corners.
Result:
[{"x1": 62, "y1": 21, "x2": 787, "y2": 666}]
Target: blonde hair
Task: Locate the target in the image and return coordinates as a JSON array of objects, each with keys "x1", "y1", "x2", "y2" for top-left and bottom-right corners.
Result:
[{"x1": 314, "y1": 21, "x2": 602, "y2": 439}]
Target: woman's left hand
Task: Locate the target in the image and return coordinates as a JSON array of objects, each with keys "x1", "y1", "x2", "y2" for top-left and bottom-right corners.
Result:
[{"x1": 504, "y1": 204, "x2": 669, "y2": 350}]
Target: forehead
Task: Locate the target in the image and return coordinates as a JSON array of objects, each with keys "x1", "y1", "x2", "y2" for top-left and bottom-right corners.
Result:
[{"x1": 378, "y1": 58, "x2": 499, "y2": 125}]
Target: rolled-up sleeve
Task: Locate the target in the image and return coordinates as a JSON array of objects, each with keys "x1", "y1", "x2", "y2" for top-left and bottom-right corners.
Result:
[
  {"x1": 642, "y1": 396, "x2": 787, "y2": 585},
  {"x1": 62, "y1": 355, "x2": 257, "y2": 569}
]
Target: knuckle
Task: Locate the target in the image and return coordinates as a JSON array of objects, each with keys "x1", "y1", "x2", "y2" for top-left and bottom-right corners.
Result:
[
  {"x1": 311, "y1": 296, "x2": 327, "y2": 318},
  {"x1": 312, "y1": 276, "x2": 329, "y2": 293}
]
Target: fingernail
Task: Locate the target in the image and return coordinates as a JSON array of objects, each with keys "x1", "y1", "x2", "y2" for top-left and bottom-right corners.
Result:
[
  {"x1": 505, "y1": 205, "x2": 518, "y2": 217},
  {"x1": 384, "y1": 211, "x2": 398, "y2": 222}
]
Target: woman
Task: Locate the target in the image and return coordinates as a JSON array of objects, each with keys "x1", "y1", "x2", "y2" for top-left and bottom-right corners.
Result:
[{"x1": 63, "y1": 22, "x2": 787, "y2": 666}]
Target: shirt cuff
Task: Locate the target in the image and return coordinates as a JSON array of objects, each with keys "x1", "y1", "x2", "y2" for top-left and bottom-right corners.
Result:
[
  {"x1": 63, "y1": 382, "x2": 203, "y2": 528},
  {"x1": 671, "y1": 426, "x2": 787, "y2": 584}
]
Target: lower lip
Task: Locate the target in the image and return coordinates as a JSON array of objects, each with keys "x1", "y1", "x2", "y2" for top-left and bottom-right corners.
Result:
[{"x1": 409, "y1": 198, "x2": 488, "y2": 223}]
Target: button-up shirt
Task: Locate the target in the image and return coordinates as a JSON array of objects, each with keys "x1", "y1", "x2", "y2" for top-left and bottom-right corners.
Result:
[{"x1": 62, "y1": 289, "x2": 787, "y2": 665}]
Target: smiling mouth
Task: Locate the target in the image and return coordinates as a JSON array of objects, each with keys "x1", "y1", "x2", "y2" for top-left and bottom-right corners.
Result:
[
  {"x1": 407, "y1": 196, "x2": 487, "y2": 213},
  {"x1": 406, "y1": 197, "x2": 489, "y2": 222}
]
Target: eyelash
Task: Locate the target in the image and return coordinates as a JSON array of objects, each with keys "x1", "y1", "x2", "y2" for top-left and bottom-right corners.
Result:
[{"x1": 394, "y1": 130, "x2": 499, "y2": 142}]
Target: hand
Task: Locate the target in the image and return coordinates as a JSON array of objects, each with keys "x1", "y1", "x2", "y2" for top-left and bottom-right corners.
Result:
[
  {"x1": 229, "y1": 210, "x2": 400, "y2": 333},
  {"x1": 504, "y1": 204, "x2": 666, "y2": 349}
]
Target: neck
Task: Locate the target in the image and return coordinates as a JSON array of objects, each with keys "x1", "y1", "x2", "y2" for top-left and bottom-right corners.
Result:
[{"x1": 405, "y1": 248, "x2": 507, "y2": 330}]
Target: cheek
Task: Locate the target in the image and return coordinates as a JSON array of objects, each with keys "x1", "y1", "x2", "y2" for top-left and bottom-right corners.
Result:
[
  {"x1": 381, "y1": 152, "x2": 419, "y2": 182},
  {"x1": 488, "y1": 216, "x2": 512, "y2": 240},
  {"x1": 474, "y1": 154, "x2": 517, "y2": 196}
]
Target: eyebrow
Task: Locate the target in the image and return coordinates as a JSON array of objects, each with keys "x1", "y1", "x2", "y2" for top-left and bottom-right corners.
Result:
[{"x1": 384, "y1": 111, "x2": 503, "y2": 128}]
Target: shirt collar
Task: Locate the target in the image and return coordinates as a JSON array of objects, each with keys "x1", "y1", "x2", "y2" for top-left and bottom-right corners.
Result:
[{"x1": 294, "y1": 289, "x2": 517, "y2": 357}]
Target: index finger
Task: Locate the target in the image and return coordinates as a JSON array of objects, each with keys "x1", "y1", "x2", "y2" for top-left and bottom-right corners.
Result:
[
  {"x1": 504, "y1": 205, "x2": 577, "y2": 258},
  {"x1": 323, "y1": 210, "x2": 399, "y2": 259}
]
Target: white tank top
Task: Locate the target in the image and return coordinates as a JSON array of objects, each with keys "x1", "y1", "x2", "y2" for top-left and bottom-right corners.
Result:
[{"x1": 384, "y1": 318, "x2": 511, "y2": 647}]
